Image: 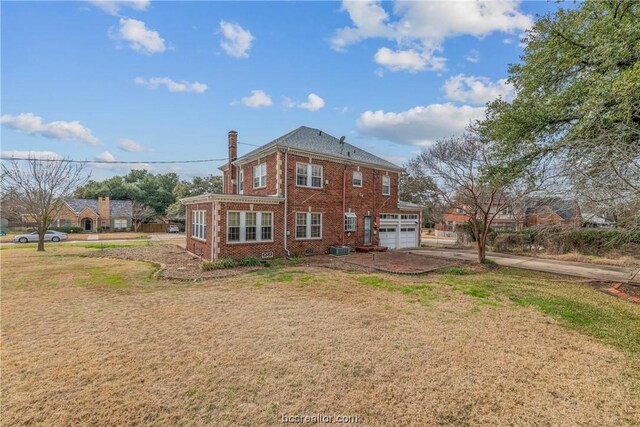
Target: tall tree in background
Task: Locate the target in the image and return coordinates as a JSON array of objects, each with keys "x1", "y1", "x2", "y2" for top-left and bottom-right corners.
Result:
[
  {"x1": 478, "y1": 0, "x2": 639, "y2": 227},
  {"x1": 131, "y1": 201, "x2": 157, "y2": 232},
  {"x1": 167, "y1": 175, "x2": 223, "y2": 218},
  {"x1": 415, "y1": 132, "x2": 551, "y2": 263},
  {"x1": 1, "y1": 158, "x2": 88, "y2": 251},
  {"x1": 399, "y1": 158, "x2": 443, "y2": 226}
]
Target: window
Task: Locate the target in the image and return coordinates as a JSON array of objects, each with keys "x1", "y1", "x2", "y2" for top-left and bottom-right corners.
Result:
[
  {"x1": 352, "y1": 171, "x2": 362, "y2": 187},
  {"x1": 296, "y1": 212, "x2": 322, "y2": 239},
  {"x1": 227, "y1": 211, "x2": 274, "y2": 243},
  {"x1": 345, "y1": 212, "x2": 357, "y2": 232},
  {"x1": 114, "y1": 219, "x2": 127, "y2": 229},
  {"x1": 261, "y1": 212, "x2": 272, "y2": 240},
  {"x1": 191, "y1": 210, "x2": 206, "y2": 240},
  {"x1": 253, "y1": 163, "x2": 267, "y2": 188},
  {"x1": 380, "y1": 214, "x2": 398, "y2": 219},
  {"x1": 382, "y1": 175, "x2": 391, "y2": 196},
  {"x1": 239, "y1": 169, "x2": 244, "y2": 194},
  {"x1": 245, "y1": 212, "x2": 257, "y2": 241},
  {"x1": 296, "y1": 163, "x2": 323, "y2": 188},
  {"x1": 401, "y1": 214, "x2": 418, "y2": 220}
]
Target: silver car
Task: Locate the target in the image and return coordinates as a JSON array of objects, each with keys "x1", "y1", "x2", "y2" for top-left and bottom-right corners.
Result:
[{"x1": 13, "y1": 230, "x2": 68, "y2": 243}]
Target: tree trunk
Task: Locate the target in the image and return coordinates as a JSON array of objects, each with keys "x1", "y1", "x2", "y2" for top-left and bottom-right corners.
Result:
[
  {"x1": 476, "y1": 236, "x2": 486, "y2": 263},
  {"x1": 37, "y1": 224, "x2": 45, "y2": 252}
]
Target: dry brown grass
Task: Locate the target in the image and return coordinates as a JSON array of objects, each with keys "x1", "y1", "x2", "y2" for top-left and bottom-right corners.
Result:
[
  {"x1": 523, "y1": 250, "x2": 640, "y2": 268},
  {"x1": 0, "y1": 232, "x2": 149, "y2": 243},
  {"x1": 1, "y1": 246, "x2": 639, "y2": 426}
]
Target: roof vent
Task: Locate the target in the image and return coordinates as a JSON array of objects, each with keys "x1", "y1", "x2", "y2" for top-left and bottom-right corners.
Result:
[
  {"x1": 318, "y1": 130, "x2": 322, "y2": 136},
  {"x1": 339, "y1": 136, "x2": 346, "y2": 145}
]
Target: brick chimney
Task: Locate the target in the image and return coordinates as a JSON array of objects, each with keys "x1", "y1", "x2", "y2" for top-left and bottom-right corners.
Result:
[
  {"x1": 98, "y1": 196, "x2": 110, "y2": 224},
  {"x1": 227, "y1": 130, "x2": 238, "y2": 194}
]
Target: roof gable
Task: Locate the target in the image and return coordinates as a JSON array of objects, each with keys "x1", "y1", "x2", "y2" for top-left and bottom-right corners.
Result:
[{"x1": 234, "y1": 126, "x2": 403, "y2": 171}]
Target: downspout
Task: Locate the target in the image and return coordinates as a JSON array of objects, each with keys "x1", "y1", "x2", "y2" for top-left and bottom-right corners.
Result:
[
  {"x1": 283, "y1": 148, "x2": 291, "y2": 257},
  {"x1": 210, "y1": 201, "x2": 215, "y2": 261},
  {"x1": 342, "y1": 166, "x2": 346, "y2": 246}
]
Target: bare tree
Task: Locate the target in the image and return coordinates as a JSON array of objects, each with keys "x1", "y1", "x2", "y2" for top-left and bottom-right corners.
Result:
[
  {"x1": 1, "y1": 157, "x2": 89, "y2": 251},
  {"x1": 131, "y1": 200, "x2": 156, "y2": 232},
  {"x1": 416, "y1": 133, "x2": 552, "y2": 263}
]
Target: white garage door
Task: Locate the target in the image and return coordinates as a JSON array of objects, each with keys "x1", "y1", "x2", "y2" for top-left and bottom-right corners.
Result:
[
  {"x1": 379, "y1": 220, "x2": 419, "y2": 249},
  {"x1": 379, "y1": 227, "x2": 397, "y2": 248}
]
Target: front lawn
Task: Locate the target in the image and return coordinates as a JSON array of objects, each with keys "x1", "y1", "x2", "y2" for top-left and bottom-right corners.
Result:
[{"x1": 1, "y1": 245, "x2": 639, "y2": 426}]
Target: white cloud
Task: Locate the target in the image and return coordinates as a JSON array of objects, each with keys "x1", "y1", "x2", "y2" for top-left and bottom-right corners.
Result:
[
  {"x1": 331, "y1": 0, "x2": 532, "y2": 72},
  {"x1": 443, "y1": 74, "x2": 515, "y2": 105},
  {"x1": 374, "y1": 47, "x2": 445, "y2": 72},
  {"x1": 356, "y1": 103, "x2": 485, "y2": 146},
  {"x1": 1, "y1": 113, "x2": 100, "y2": 146},
  {"x1": 94, "y1": 151, "x2": 116, "y2": 162},
  {"x1": 465, "y1": 49, "x2": 480, "y2": 63},
  {"x1": 88, "y1": 0, "x2": 150, "y2": 15},
  {"x1": 298, "y1": 94, "x2": 326, "y2": 111},
  {"x1": 1, "y1": 150, "x2": 62, "y2": 160},
  {"x1": 503, "y1": 37, "x2": 514, "y2": 44},
  {"x1": 134, "y1": 77, "x2": 207, "y2": 93},
  {"x1": 219, "y1": 21, "x2": 254, "y2": 58},
  {"x1": 113, "y1": 18, "x2": 165, "y2": 54},
  {"x1": 117, "y1": 138, "x2": 151, "y2": 152},
  {"x1": 241, "y1": 90, "x2": 273, "y2": 108}
]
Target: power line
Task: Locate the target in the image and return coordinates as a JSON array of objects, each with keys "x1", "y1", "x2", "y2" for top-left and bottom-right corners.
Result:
[{"x1": 0, "y1": 157, "x2": 229, "y2": 164}]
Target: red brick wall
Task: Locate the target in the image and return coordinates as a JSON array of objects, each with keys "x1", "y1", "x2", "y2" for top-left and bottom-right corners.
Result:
[
  {"x1": 239, "y1": 152, "x2": 281, "y2": 196},
  {"x1": 185, "y1": 202, "x2": 213, "y2": 260}
]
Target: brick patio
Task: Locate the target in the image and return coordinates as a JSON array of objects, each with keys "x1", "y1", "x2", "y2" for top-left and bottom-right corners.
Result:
[{"x1": 338, "y1": 251, "x2": 456, "y2": 274}]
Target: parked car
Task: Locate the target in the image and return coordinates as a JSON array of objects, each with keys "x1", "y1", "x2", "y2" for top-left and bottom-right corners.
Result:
[
  {"x1": 167, "y1": 225, "x2": 180, "y2": 233},
  {"x1": 13, "y1": 230, "x2": 68, "y2": 243}
]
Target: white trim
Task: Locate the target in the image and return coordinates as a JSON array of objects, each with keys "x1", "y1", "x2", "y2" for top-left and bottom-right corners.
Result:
[
  {"x1": 294, "y1": 212, "x2": 323, "y2": 240},
  {"x1": 352, "y1": 170, "x2": 363, "y2": 187},
  {"x1": 181, "y1": 194, "x2": 284, "y2": 205},
  {"x1": 295, "y1": 162, "x2": 323, "y2": 189},
  {"x1": 382, "y1": 175, "x2": 391, "y2": 196},
  {"x1": 226, "y1": 210, "x2": 274, "y2": 244},
  {"x1": 191, "y1": 210, "x2": 207, "y2": 240}
]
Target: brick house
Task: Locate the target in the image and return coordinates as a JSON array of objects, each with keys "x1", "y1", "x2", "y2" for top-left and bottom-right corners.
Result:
[
  {"x1": 23, "y1": 196, "x2": 133, "y2": 232},
  {"x1": 525, "y1": 199, "x2": 581, "y2": 227},
  {"x1": 181, "y1": 126, "x2": 422, "y2": 261}
]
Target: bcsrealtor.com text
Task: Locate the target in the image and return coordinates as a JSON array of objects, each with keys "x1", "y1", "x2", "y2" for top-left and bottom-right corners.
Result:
[{"x1": 282, "y1": 414, "x2": 360, "y2": 424}]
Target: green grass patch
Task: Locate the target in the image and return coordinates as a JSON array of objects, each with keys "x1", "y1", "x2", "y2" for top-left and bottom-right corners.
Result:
[
  {"x1": 438, "y1": 269, "x2": 640, "y2": 356},
  {"x1": 356, "y1": 276, "x2": 436, "y2": 306},
  {"x1": 444, "y1": 266, "x2": 473, "y2": 275},
  {"x1": 74, "y1": 267, "x2": 131, "y2": 289}
]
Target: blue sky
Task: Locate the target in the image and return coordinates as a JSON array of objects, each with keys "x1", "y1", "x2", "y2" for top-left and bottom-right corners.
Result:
[{"x1": 1, "y1": 1, "x2": 562, "y2": 179}]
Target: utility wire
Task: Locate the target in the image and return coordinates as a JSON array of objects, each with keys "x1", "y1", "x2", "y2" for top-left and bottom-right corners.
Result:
[{"x1": 0, "y1": 157, "x2": 228, "y2": 164}]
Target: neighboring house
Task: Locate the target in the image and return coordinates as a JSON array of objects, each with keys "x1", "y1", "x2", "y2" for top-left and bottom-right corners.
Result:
[
  {"x1": 581, "y1": 212, "x2": 615, "y2": 228},
  {"x1": 439, "y1": 205, "x2": 524, "y2": 234},
  {"x1": 23, "y1": 196, "x2": 133, "y2": 232},
  {"x1": 525, "y1": 199, "x2": 581, "y2": 227},
  {"x1": 181, "y1": 126, "x2": 422, "y2": 261}
]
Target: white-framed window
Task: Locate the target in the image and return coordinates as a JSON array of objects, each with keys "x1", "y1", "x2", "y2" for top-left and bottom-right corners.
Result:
[
  {"x1": 295, "y1": 212, "x2": 322, "y2": 239},
  {"x1": 296, "y1": 163, "x2": 323, "y2": 188},
  {"x1": 191, "y1": 210, "x2": 206, "y2": 240},
  {"x1": 227, "y1": 211, "x2": 273, "y2": 243},
  {"x1": 239, "y1": 169, "x2": 244, "y2": 194},
  {"x1": 380, "y1": 213, "x2": 398, "y2": 219},
  {"x1": 253, "y1": 163, "x2": 267, "y2": 189},
  {"x1": 345, "y1": 212, "x2": 357, "y2": 232},
  {"x1": 352, "y1": 171, "x2": 363, "y2": 187},
  {"x1": 114, "y1": 219, "x2": 127, "y2": 229},
  {"x1": 382, "y1": 175, "x2": 391, "y2": 196}
]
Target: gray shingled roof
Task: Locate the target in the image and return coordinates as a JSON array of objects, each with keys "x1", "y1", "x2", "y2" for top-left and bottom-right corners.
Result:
[
  {"x1": 236, "y1": 126, "x2": 403, "y2": 171},
  {"x1": 65, "y1": 199, "x2": 132, "y2": 217}
]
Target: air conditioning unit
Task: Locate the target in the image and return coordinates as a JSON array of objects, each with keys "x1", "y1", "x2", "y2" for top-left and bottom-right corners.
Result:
[{"x1": 330, "y1": 246, "x2": 350, "y2": 256}]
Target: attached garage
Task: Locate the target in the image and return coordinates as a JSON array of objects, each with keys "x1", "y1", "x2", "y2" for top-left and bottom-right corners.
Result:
[{"x1": 378, "y1": 214, "x2": 420, "y2": 249}]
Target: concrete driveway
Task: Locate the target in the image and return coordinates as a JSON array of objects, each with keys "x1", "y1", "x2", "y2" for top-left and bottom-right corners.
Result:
[{"x1": 410, "y1": 248, "x2": 640, "y2": 284}]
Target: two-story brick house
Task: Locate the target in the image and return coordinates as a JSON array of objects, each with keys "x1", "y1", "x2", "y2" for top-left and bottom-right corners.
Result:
[{"x1": 181, "y1": 126, "x2": 422, "y2": 261}]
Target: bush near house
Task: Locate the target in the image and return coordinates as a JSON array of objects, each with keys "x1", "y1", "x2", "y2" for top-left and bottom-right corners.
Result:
[{"x1": 201, "y1": 258, "x2": 236, "y2": 271}]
